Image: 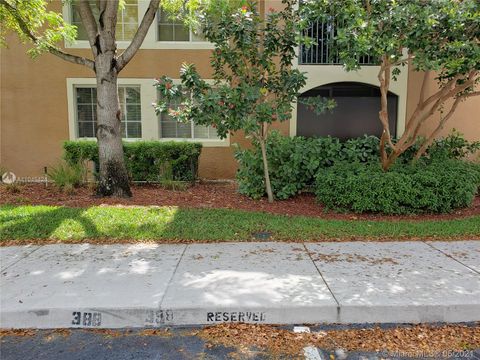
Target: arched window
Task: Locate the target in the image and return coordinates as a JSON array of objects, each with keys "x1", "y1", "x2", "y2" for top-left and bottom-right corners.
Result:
[{"x1": 297, "y1": 82, "x2": 398, "y2": 139}]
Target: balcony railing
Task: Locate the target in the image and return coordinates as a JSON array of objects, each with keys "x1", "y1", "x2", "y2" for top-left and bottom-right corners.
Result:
[{"x1": 299, "y1": 20, "x2": 376, "y2": 65}]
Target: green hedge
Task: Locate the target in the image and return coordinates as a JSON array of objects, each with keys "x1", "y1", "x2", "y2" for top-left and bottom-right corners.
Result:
[
  {"x1": 235, "y1": 132, "x2": 380, "y2": 200},
  {"x1": 314, "y1": 160, "x2": 480, "y2": 214},
  {"x1": 235, "y1": 131, "x2": 480, "y2": 200},
  {"x1": 63, "y1": 141, "x2": 202, "y2": 182}
]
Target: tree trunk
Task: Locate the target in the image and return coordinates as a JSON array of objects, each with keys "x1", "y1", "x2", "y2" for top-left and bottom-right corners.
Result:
[
  {"x1": 259, "y1": 138, "x2": 274, "y2": 203},
  {"x1": 95, "y1": 54, "x2": 132, "y2": 197}
]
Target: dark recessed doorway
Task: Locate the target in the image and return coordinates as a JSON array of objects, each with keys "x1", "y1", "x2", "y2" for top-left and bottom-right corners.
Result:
[{"x1": 297, "y1": 82, "x2": 398, "y2": 139}]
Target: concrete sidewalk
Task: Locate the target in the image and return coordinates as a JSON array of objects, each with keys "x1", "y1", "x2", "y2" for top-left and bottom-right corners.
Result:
[{"x1": 1, "y1": 241, "x2": 479, "y2": 329}]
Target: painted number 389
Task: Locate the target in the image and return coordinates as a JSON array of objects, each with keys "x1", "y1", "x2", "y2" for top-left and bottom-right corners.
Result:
[
  {"x1": 145, "y1": 310, "x2": 174, "y2": 325},
  {"x1": 72, "y1": 311, "x2": 102, "y2": 327}
]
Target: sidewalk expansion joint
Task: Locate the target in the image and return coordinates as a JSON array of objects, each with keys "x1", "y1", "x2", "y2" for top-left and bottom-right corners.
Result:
[
  {"x1": 159, "y1": 244, "x2": 188, "y2": 309},
  {"x1": 423, "y1": 241, "x2": 480, "y2": 275},
  {"x1": 303, "y1": 243, "x2": 340, "y2": 311},
  {"x1": 1, "y1": 246, "x2": 41, "y2": 272}
]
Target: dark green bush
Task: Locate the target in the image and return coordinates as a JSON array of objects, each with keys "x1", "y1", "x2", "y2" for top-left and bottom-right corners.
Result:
[
  {"x1": 63, "y1": 141, "x2": 202, "y2": 182},
  {"x1": 235, "y1": 131, "x2": 480, "y2": 200},
  {"x1": 314, "y1": 160, "x2": 480, "y2": 214},
  {"x1": 236, "y1": 132, "x2": 381, "y2": 200},
  {"x1": 399, "y1": 130, "x2": 480, "y2": 163}
]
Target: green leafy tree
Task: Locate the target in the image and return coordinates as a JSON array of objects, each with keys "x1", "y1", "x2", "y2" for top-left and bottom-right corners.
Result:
[
  {"x1": 156, "y1": 1, "x2": 334, "y2": 202},
  {"x1": 305, "y1": 0, "x2": 479, "y2": 170},
  {"x1": 0, "y1": 0, "x2": 162, "y2": 197}
]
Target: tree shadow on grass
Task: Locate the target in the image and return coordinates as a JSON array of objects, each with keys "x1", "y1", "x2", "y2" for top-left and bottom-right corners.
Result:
[
  {"x1": 0, "y1": 206, "x2": 100, "y2": 241},
  {"x1": 0, "y1": 206, "x2": 266, "y2": 243}
]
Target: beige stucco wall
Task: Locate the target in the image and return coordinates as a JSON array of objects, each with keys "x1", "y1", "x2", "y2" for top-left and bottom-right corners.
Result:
[
  {"x1": 406, "y1": 68, "x2": 480, "y2": 142},
  {"x1": 0, "y1": 33, "x2": 244, "y2": 179}
]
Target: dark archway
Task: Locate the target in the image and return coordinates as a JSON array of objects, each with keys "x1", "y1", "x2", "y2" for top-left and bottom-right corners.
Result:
[{"x1": 297, "y1": 82, "x2": 398, "y2": 139}]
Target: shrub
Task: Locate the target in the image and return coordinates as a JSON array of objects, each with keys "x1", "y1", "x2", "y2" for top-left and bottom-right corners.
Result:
[
  {"x1": 400, "y1": 130, "x2": 480, "y2": 163},
  {"x1": 236, "y1": 132, "x2": 381, "y2": 200},
  {"x1": 236, "y1": 131, "x2": 480, "y2": 200},
  {"x1": 48, "y1": 161, "x2": 87, "y2": 191},
  {"x1": 314, "y1": 160, "x2": 480, "y2": 214},
  {"x1": 63, "y1": 141, "x2": 202, "y2": 183},
  {"x1": 5, "y1": 183, "x2": 21, "y2": 194}
]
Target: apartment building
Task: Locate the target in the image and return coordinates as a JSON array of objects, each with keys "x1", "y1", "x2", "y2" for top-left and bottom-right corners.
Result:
[{"x1": 1, "y1": 0, "x2": 479, "y2": 180}]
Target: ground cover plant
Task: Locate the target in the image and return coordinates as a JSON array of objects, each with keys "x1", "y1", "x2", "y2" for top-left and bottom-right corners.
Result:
[
  {"x1": 315, "y1": 160, "x2": 480, "y2": 215},
  {"x1": 236, "y1": 131, "x2": 480, "y2": 200},
  {"x1": 48, "y1": 161, "x2": 88, "y2": 193},
  {"x1": 1, "y1": 205, "x2": 479, "y2": 244}
]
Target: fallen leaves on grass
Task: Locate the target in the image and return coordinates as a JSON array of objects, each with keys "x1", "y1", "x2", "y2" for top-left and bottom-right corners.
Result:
[{"x1": 195, "y1": 323, "x2": 480, "y2": 357}]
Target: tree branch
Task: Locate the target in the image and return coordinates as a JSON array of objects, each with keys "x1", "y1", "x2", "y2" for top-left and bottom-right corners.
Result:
[
  {"x1": 413, "y1": 95, "x2": 464, "y2": 160},
  {"x1": 116, "y1": 0, "x2": 160, "y2": 71},
  {"x1": 390, "y1": 56, "x2": 412, "y2": 67},
  {"x1": 418, "y1": 71, "x2": 430, "y2": 106},
  {"x1": 76, "y1": 0, "x2": 98, "y2": 49},
  {"x1": 0, "y1": 0, "x2": 94, "y2": 70},
  {"x1": 465, "y1": 90, "x2": 480, "y2": 98},
  {"x1": 397, "y1": 75, "x2": 477, "y2": 153},
  {"x1": 103, "y1": 0, "x2": 119, "y2": 33}
]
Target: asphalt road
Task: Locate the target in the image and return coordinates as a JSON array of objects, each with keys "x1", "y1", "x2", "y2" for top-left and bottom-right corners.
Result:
[
  {"x1": 1, "y1": 328, "x2": 479, "y2": 360},
  {"x1": 1, "y1": 328, "x2": 269, "y2": 360}
]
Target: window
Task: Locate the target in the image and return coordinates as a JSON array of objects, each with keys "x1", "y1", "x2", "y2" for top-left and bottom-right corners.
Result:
[
  {"x1": 75, "y1": 86, "x2": 142, "y2": 138},
  {"x1": 159, "y1": 99, "x2": 219, "y2": 140},
  {"x1": 300, "y1": 19, "x2": 376, "y2": 65},
  {"x1": 76, "y1": 87, "x2": 97, "y2": 138},
  {"x1": 71, "y1": 0, "x2": 138, "y2": 41},
  {"x1": 157, "y1": 9, "x2": 204, "y2": 42},
  {"x1": 119, "y1": 87, "x2": 142, "y2": 138}
]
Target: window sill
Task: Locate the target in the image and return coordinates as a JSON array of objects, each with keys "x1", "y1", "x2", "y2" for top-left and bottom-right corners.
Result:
[
  {"x1": 73, "y1": 137, "x2": 229, "y2": 147},
  {"x1": 159, "y1": 138, "x2": 230, "y2": 147}
]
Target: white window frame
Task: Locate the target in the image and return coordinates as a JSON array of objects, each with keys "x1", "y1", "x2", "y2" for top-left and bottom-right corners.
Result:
[
  {"x1": 63, "y1": 1, "x2": 214, "y2": 50},
  {"x1": 155, "y1": 8, "x2": 207, "y2": 45},
  {"x1": 157, "y1": 79, "x2": 229, "y2": 146},
  {"x1": 63, "y1": 1, "x2": 133, "y2": 49},
  {"x1": 67, "y1": 78, "x2": 229, "y2": 147}
]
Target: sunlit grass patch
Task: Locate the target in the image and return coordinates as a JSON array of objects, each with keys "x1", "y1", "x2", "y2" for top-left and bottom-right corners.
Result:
[{"x1": 0, "y1": 205, "x2": 479, "y2": 244}]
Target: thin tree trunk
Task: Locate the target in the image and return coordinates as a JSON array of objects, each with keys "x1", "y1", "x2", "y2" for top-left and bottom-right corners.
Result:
[
  {"x1": 377, "y1": 58, "x2": 397, "y2": 171},
  {"x1": 95, "y1": 52, "x2": 132, "y2": 197},
  {"x1": 259, "y1": 138, "x2": 274, "y2": 203}
]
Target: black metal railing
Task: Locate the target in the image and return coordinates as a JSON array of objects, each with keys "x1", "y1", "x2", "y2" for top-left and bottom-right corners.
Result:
[{"x1": 299, "y1": 19, "x2": 376, "y2": 65}]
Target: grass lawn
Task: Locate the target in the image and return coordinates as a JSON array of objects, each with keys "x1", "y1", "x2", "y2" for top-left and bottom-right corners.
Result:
[{"x1": 0, "y1": 205, "x2": 479, "y2": 244}]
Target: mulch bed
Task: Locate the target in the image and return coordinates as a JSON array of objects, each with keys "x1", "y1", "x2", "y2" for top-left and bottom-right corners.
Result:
[{"x1": 1, "y1": 182, "x2": 479, "y2": 221}]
